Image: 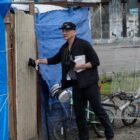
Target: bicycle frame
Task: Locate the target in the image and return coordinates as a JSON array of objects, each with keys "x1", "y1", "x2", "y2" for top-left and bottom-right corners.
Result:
[{"x1": 86, "y1": 102, "x2": 96, "y2": 123}]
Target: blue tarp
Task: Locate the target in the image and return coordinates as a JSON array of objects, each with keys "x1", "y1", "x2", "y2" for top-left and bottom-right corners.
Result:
[
  {"x1": 0, "y1": 1, "x2": 11, "y2": 140},
  {"x1": 35, "y1": 7, "x2": 92, "y2": 139}
]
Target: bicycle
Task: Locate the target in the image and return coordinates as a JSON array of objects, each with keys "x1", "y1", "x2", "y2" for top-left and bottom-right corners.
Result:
[
  {"x1": 101, "y1": 86, "x2": 140, "y2": 126},
  {"x1": 53, "y1": 90, "x2": 114, "y2": 140},
  {"x1": 53, "y1": 70, "x2": 130, "y2": 139},
  {"x1": 121, "y1": 87, "x2": 140, "y2": 126}
]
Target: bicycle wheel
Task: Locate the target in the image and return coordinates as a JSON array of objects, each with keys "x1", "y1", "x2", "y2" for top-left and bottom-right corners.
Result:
[
  {"x1": 90, "y1": 109, "x2": 114, "y2": 138},
  {"x1": 121, "y1": 104, "x2": 137, "y2": 126},
  {"x1": 53, "y1": 118, "x2": 79, "y2": 140}
]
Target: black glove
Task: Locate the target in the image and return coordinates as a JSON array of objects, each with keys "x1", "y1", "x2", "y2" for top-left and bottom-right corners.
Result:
[{"x1": 28, "y1": 58, "x2": 39, "y2": 71}]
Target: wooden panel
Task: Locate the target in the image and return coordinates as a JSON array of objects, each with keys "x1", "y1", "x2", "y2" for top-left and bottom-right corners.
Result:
[
  {"x1": 5, "y1": 13, "x2": 17, "y2": 140},
  {"x1": 15, "y1": 11, "x2": 37, "y2": 140}
]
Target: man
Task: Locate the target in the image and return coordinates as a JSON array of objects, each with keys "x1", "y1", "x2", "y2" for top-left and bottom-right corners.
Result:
[{"x1": 36, "y1": 22, "x2": 114, "y2": 140}]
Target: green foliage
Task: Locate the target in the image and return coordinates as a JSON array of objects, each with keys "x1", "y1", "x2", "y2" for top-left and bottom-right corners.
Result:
[{"x1": 100, "y1": 82, "x2": 111, "y2": 95}]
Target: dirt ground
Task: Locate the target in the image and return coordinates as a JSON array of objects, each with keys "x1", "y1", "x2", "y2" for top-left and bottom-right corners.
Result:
[{"x1": 91, "y1": 119, "x2": 140, "y2": 140}]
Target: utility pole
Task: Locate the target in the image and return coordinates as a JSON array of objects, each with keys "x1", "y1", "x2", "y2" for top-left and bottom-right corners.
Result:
[
  {"x1": 100, "y1": 3, "x2": 102, "y2": 39},
  {"x1": 101, "y1": 2, "x2": 110, "y2": 39},
  {"x1": 138, "y1": 0, "x2": 140, "y2": 36},
  {"x1": 121, "y1": 0, "x2": 127, "y2": 37}
]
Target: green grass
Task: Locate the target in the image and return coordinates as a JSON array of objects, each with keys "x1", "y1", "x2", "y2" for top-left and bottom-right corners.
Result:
[
  {"x1": 100, "y1": 82, "x2": 111, "y2": 95},
  {"x1": 99, "y1": 71, "x2": 140, "y2": 95}
]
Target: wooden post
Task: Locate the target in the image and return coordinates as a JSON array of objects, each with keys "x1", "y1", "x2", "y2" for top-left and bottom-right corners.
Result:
[
  {"x1": 102, "y1": 2, "x2": 110, "y2": 39},
  {"x1": 6, "y1": 10, "x2": 38, "y2": 140},
  {"x1": 15, "y1": 11, "x2": 37, "y2": 140},
  {"x1": 121, "y1": 0, "x2": 127, "y2": 37},
  {"x1": 5, "y1": 12, "x2": 17, "y2": 140},
  {"x1": 138, "y1": 1, "x2": 140, "y2": 36},
  {"x1": 29, "y1": 2, "x2": 34, "y2": 15},
  {"x1": 29, "y1": 2, "x2": 41, "y2": 138}
]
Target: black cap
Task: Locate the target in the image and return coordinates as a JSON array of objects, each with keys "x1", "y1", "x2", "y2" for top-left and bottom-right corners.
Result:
[{"x1": 59, "y1": 22, "x2": 76, "y2": 30}]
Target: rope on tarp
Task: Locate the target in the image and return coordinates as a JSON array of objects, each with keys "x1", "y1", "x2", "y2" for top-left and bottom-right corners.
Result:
[
  {"x1": 0, "y1": 48, "x2": 13, "y2": 53},
  {"x1": 0, "y1": 96, "x2": 8, "y2": 113},
  {"x1": 0, "y1": 94, "x2": 7, "y2": 97}
]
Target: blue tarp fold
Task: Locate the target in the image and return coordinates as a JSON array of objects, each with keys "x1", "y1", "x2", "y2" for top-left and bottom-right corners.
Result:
[
  {"x1": 0, "y1": 0, "x2": 11, "y2": 18},
  {"x1": 0, "y1": 1, "x2": 11, "y2": 140}
]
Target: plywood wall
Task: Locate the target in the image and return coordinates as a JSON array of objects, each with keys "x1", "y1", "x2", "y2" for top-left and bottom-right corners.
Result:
[{"x1": 15, "y1": 11, "x2": 37, "y2": 140}]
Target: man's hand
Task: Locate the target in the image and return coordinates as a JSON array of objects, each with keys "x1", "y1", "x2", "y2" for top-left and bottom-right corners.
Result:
[
  {"x1": 28, "y1": 58, "x2": 36, "y2": 67},
  {"x1": 35, "y1": 58, "x2": 48, "y2": 64},
  {"x1": 35, "y1": 59, "x2": 40, "y2": 65},
  {"x1": 74, "y1": 62, "x2": 92, "y2": 71},
  {"x1": 74, "y1": 64, "x2": 83, "y2": 71}
]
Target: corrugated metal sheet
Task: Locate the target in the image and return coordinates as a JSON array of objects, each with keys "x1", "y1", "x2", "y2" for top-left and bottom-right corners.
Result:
[{"x1": 15, "y1": 11, "x2": 37, "y2": 140}]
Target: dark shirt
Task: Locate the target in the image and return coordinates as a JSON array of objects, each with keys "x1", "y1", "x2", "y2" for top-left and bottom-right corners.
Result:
[{"x1": 47, "y1": 37, "x2": 100, "y2": 88}]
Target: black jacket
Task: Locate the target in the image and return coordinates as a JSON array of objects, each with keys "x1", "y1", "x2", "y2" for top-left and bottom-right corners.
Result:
[{"x1": 47, "y1": 37, "x2": 100, "y2": 88}]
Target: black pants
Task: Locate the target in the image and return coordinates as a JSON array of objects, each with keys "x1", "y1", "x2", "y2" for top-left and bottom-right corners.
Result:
[{"x1": 72, "y1": 84, "x2": 114, "y2": 140}]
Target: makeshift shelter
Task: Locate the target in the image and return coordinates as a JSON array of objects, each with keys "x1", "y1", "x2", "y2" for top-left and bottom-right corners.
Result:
[
  {"x1": 1, "y1": 0, "x2": 109, "y2": 138},
  {"x1": 7, "y1": 4, "x2": 92, "y2": 139}
]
